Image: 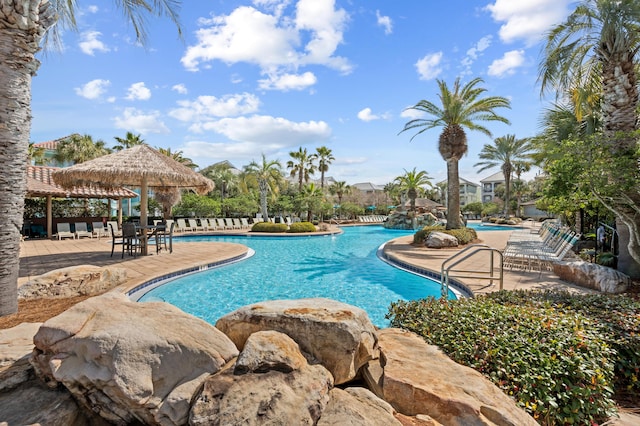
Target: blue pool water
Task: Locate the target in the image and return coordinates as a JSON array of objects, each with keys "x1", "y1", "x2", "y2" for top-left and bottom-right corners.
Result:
[{"x1": 139, "y1": 226, "x2": 457, "y2": 328}]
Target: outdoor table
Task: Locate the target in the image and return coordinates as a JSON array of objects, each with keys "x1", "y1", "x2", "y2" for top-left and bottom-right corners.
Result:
[{"x1": 135, "y1": 224, "x2": 165, "y2": 256}]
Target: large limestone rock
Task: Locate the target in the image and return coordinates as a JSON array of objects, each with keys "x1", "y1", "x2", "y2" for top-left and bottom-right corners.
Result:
[
  {"x1": 18, "y1": 265, "x2": 127, "y2": 299},
  {"x1": 30, "y1": 292, "x2": 239, "y2": 426},
  {"x1": 0, "y1": 322, "x2": 42, "y2": 392},
  {"x1": 363, "y1": 328, "x2": 537, "y2": 426},
  {"x1": 425, "y1": 231, "x2": 458, "y2": 248},
  {"x1": 216, "y1": 298, "x2": 378, "y2": 385},
  {"x1": 553, "y1": 260, "x2": 630, "y2": 293},
  {"x1": 190, "y1": 330, "x2": 333, "y2": 425},
  {"x1": 317, "y1": 387, "x2": 402, "y2": 426}
]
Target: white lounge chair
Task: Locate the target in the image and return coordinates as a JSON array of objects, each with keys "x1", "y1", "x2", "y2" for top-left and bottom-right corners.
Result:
[
  {"x1": 240, "y1": 218, "x2": 250, "y2": 229},
  {"x1": 224, "y1": 218, "x2": 235, "y2": 230},
  {"x1": 92, "y1": 221, "x2": 109, "y2": 239},
  {"x1": 216, "y1": 218, "x2": 226, "y2": 230},
  {"x1": 232, "y1": 218, "x2": 242, "y2": 229},
  {"x1": 176, "y1": 218, "x2": 190, "y2": 232},
  {"x1": 187, "y1": 218, "x2": 201, "y2": 232},
  {"x1": 55, "y1": 222, "x2": 75, "y2": 240},
  {"x1": 74, "y1": 222, "x2": 93, "y2": 239},
  {"x1": 206, "y1": 218, "x2": 217, "y2": 231}
]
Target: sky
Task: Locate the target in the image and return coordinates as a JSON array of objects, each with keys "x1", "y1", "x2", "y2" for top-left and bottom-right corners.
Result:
[{"x1": 30, "y1": 0, "x2": 577, "y2": 186}]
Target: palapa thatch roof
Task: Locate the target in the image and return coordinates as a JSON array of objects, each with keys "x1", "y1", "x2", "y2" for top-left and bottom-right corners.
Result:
[
  {"x1": 51, "y1": 144, "x2": 214, "y2": 194},
  {"x1": 27, "y1": 165, "x2": 137, "y2": 199}
]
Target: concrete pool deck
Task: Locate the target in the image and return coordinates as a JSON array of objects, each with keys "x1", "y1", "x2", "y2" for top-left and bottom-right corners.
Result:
[{"x1": 18, "y1": 223, "x2": 591, "y2": 296}]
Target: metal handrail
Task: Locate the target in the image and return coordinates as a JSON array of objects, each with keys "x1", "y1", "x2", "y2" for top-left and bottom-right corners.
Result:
[{"x1": 441, "y1": 244, "x2": 503, "y2": 297}]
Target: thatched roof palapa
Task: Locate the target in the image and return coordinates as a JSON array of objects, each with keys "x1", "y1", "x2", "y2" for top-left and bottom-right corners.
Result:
[{"x1": 27, "y1": 166, "x2": 137, "y2": 199}]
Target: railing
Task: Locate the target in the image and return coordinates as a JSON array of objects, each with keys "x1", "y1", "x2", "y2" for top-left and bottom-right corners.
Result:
[{"x1": 441, "y1": 244, "x2": 503, "y2": 297}]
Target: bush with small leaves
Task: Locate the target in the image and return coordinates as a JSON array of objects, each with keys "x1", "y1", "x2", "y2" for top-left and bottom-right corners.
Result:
[
  {"x1": 250, "y1": 222, "x2": 288, "y2": 233},
  {"x1": 287, "y1": 221, "x2": 316, "y2": 233},
  {"x1": 413, "y1": 225, "x2": 477, "y2": 245}
]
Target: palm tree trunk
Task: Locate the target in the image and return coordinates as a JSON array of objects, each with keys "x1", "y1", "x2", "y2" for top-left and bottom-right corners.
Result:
[
  {"x1": 259, "y1": 180, "x2": 268, "y2": 221},
  {"x1": 503, "y1": 166, "x2": 511, "y2": 218},
  {"x1": 446, "y1": 159, "x2": 462, "y2": 229},
  {"x1": 0, "y1": 15, "x2": 46, "y2": 315}
]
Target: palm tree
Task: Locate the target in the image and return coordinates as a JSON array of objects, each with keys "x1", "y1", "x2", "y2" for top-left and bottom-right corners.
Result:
[
  {"x1": 244, "y1": 154, "x2": 283, "y2": 221},
  {"x1": 0, "y1": 1, "x2": 182, "y2": 316},
  {"x1": 287, "y1": 147, "x2": 316, "y2": 191},
  {"x1": 157, "y1": 147, "x2": 198, "y2": 169},
  {"x1": 114, "y1": 132, "x2": 145, "y2": 151},
  {"x1": 299, "y1": 183, "x2": 323, "y2": 222},
  {"x1": 394, "y1": 168, "x2": 432, "y2": 215},
  {"x1": 400, "y1": 77, "x2": 511, "y2": 229},
  {"x1": 53, "y1": 134, "x2": 111, "y2": 165},
  {"x1": 202, "y1": 163, "x2": 238, "y2": 217},
  {"x1": 28, "y1": 142, "x2": 46, "y2": 165},
  {"x1": 328, "y1": 181, "x2": 351, "y2": 205},
  {"x1": 539, "y1": 0, "x2": 640, "y2": 150},
  {"x1": 314, "y1": 146, "x2": 334, "y2": 191},
  {"x1": 474, "y1": 135, "x2": 533, "y2": 217}
]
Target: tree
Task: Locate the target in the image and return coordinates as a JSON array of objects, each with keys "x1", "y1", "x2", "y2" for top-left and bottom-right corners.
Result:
[
  {"x1": 400, "y1": 77, "x2": 510, "y2": 229},
  {"x1": 201, "y1": 163, "x2": 238, "y2": 217},
  {"x1": 314, "y1": 146, "x2": 334, "y2": 191},
  {"x1": 474, "y1": 135, "x2": 533, "y2": 217},
  {"x1": 394, "y1": 168, "x2": 432, "y2": 215},
  {"x1": 328, "y1": 181, "x2": 351, "y2": 205},
  {"x1": 157, "y1": 147, "x2": 198, "y2": 170},
  {"x1": 113, "y1": 132, "x2": 145, "y2": 151},
  {"x1": 539, "y1": 0, "x2": 640, "y2": 276},
  {"x1": 0, "y1": 1, "x2": 182, "y2": 316},
  {"x1": 287, "y1": 147, "x2": 316, "y2": 191},
  {"x1": 244, "y1": 154, "x2": 283, "y2": 221},
  {"x1": 28, "y1": 142, "x2": 46, "y2": 165},
  {"x1": 298, "y1": 183, "x2": 323, "y2": 222},
  {"x1": 53, "y1": 133, "x2": 111, "y2": 165}
]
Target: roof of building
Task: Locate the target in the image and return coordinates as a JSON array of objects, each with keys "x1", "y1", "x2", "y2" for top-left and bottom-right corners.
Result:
[
  {"x1": 32, "y1": 134, "x2": 77, "y2": 151},
  {"x1": 26, "y1": 165, "x2": 138, "y2": 199},
  {"x1": 479, "y1": 171, "x2": 505, "y2": 183},
  {"x1": 352, "y1": 182, "x2": 385, "y2": 191},
  {"x1": 436, "y1": 177, "x2": 480, "y2": 186}
]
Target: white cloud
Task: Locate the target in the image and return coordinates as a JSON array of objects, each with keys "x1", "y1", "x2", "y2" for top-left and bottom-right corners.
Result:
[
  {"x1": 357, "y1": 107, "x2": 390, "y2": 122},
  {"x1": 376, "y1": 10, "x2": 392, "y2": 35},
  {"x1": 172, "y1": 84, "x2": 188, "y2": 94},
  {"x1": 113, "y1": 107, "x2": 170, "y2": 134},
  {"x1": 485, "y1": 0, "x2": 573, "y2": 46},
  {"x1": 461, "y1": 35, "x2": 492, "y2": 75},
  {"x1": 125, "y1": 82, "x2": 151, "y2": 101},
  {"x1": 78, "y1": 31, "x2": 109, "y2": 55},
  {"x1": 487, "y1": 49, "x2": 525, "y2": 77},
  {"x1": 169, "y1": 93, "x2": 261, "y2": 122},
  {"x1": 258, "y1": 71, "x2": 317, "y2": 91},
  {"x1": 181, "y1": 0, "x2": 351, "y2": 89},
  {"x1": 415, "y1": 52, "x2": 443, "y2": 80},
  {"x1": 74, "y1": 79, "x2": 110, "y2": 99},
  {"x1": 196, "y1": 115, "x2": 331, "y2": 147},
  {"x1": 182, "y1": 139, "x2": 285, "y2": 162},
  {"x1": 86, "y1": 5, "x2": 99, "y2": 14},
  {"x1": 400, "y1": 107, "x2": 424, "y2": 120}
]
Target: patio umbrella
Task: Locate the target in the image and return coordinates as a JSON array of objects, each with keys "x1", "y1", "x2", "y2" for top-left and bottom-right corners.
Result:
[{"x1": 52, "y1": 145, "x2": 214, "y2": 231}]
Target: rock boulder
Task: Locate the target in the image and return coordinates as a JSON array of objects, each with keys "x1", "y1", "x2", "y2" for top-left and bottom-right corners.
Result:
[
  {"x1": 553, "y1": 260, "x2": 630, "y2": 293},
  {"x1": 425, "y1": 232, "x2": 458, "y2": 248},
  {"x1": 30, "y1": 292, "x2": 238, "y2": 426},
  {"x1": 18, "y1": 265, "x2": 127, "y2": 299},
  {"x1": 215, "y1": 298, "x2": 378, "y2": 385}
]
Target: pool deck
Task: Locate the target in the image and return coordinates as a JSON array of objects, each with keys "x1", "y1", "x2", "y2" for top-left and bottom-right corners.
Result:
[{"x1": 18, "y1": 223, "x2": 591, "y2": 297}]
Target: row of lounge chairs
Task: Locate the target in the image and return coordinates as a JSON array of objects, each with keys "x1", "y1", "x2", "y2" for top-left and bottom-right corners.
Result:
[
  {"x1": 503, "y1": 220, "x2": 581, "y2": 272},
  {"x1": 54, "y1": 222, "x2": 110, "y2": 240},
  {"x1": 164, "y1": 218, "x2": 252, "y2": 233},
  {"x1": 358, "y1": 215, "x2": 388, "y2": 223}
]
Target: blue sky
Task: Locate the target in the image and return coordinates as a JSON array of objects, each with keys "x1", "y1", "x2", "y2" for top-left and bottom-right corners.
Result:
[{"x1": 31, "y1": 0, "x2": 575, "y2": 186}]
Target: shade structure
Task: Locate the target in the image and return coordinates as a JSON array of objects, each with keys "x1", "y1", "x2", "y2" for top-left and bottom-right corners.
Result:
[{"x1": 52, "y1": 145, "x2": 214, "y2": 236}]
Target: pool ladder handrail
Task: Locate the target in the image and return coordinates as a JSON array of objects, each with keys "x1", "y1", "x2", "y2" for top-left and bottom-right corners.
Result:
[{"x1": 440, "y1": 244, "x2": 504, "y2": 297}]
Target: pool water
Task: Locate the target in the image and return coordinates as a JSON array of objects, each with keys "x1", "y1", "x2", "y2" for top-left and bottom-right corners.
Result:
[{"x1": 139, "y1": 226, "x2": 456, "y2": 328}]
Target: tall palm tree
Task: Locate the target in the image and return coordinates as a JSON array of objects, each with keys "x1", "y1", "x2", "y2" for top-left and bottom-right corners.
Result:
[
  {"x1": 202, "y1": 163, "x2": 238, "y2": 217},
  {"x1": 539, "y1": 0, "x2": 640, "y2": 149},
  {"x1": 0, "y1": 1, "x2": 182, "y2": 315},
  {"x1": 328, "y1": 180, "x2": 351, "y2": 205},
  {"x1": 400, "y1": 77, "x2": 511, "y2": 229},
  {"x1": 287, "y1": 147, "x2": 316, "y2": 191},
  {"x1": 113, "y1": 132, "x2": 145, "y2": 151},
  {"x1": 53, "y1": 133, "x2": 111, "y2": 165},
  {"x1": 314, "y1": 146, "x2": 334, "y2": 191},
  {"x1": 474, "y1": 135, "x2": 533, "y2": 217},
  {"x1": 244, "y1": 154, "x2": 283, "y2": 221},
  {"x1": 394, "y1": 168, "x2": 432, "y2": 215},
  {"x1": 157, "y1": 147, "x2": 198, "y2": 169}
]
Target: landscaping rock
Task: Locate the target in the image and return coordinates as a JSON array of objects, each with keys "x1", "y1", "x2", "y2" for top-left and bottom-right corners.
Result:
[
  {"x1": 317, "y1": 387, "x2": 401, "y2": 426},
  {"x1": 553, "y1": 260, "x2": 630, "y2": 293},
  {"x1": 425, "y1": 231, "x2": 458, "y2": 248},
  {"x1": 215, "y1": 297, "x2": 378, "y2": 385},
  {"x1": 0, "y1": 322, "x2": 41, "y2": 392},
  {"x1": 30, "y1": 292, "x2": 238, "y2": 426},
  {"x1": 18, "y1": 265, "x2": 127, "y2": 299},
  {"x1": 362, "y1": 328, "x2": 537, "y2": 426},
  {"x1": 190, "y1": 330, "x2": 333, "y2": 425}
]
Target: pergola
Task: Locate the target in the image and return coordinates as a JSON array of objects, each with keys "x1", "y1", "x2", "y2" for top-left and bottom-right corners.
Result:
[{"x1": 26, "y1": 165, "x2": 138, "y2": 238}]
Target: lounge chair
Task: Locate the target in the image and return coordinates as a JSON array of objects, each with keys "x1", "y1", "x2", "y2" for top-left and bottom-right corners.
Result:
[
  {"x1": 240, "y1": 218, "x2": 250, "y2": 229},
  {"x1": 188, "y1": 218, "x2": 203, "y2": 232},
  {"x1": 106, "y1": 221, "x2": 121, "y2": 237},
  {"x1": 176, "y1": 218, "x2": 189, "y2": 232},
  {"x1": 216, "y1": 218, "x2": 226, "y2": 230},
  {"x1": 74, "y1": 222, "x2": 93, "y2": 239},
  {"x1": 205, "y1": 218, "x2": 217, "y2": 231},
  {"x1": 91, "y1": 221, "x2": 109, "y2": 239},
  {"x1": 224, "y1": 218, "x2": 235, "y2": 230},
  {"x1": 232, "y1": 218, "x2": 242, "y2": 229},
  {"x1": 55, "y1": 222, "x2": 75, "y2": 240}
]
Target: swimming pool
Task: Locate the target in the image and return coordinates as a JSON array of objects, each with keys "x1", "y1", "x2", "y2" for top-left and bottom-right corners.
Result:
[{"x1": 138, "y1": 226, "x2": 457, "y2": 328}]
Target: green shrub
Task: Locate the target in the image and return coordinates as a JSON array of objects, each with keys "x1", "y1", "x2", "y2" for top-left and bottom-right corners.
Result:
[
  {"x1": 287, "y1": 221, "x2": 316, "y2": 233},
  {"x1": 250, "y1": 222, "x2": 288, "y2": 233},
  {"x1": 413, "y1": 225, "x2": 477, "y2": 245},
  {"x1": 387, "y1": 292, "x2": 618, "y2": 425}
]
